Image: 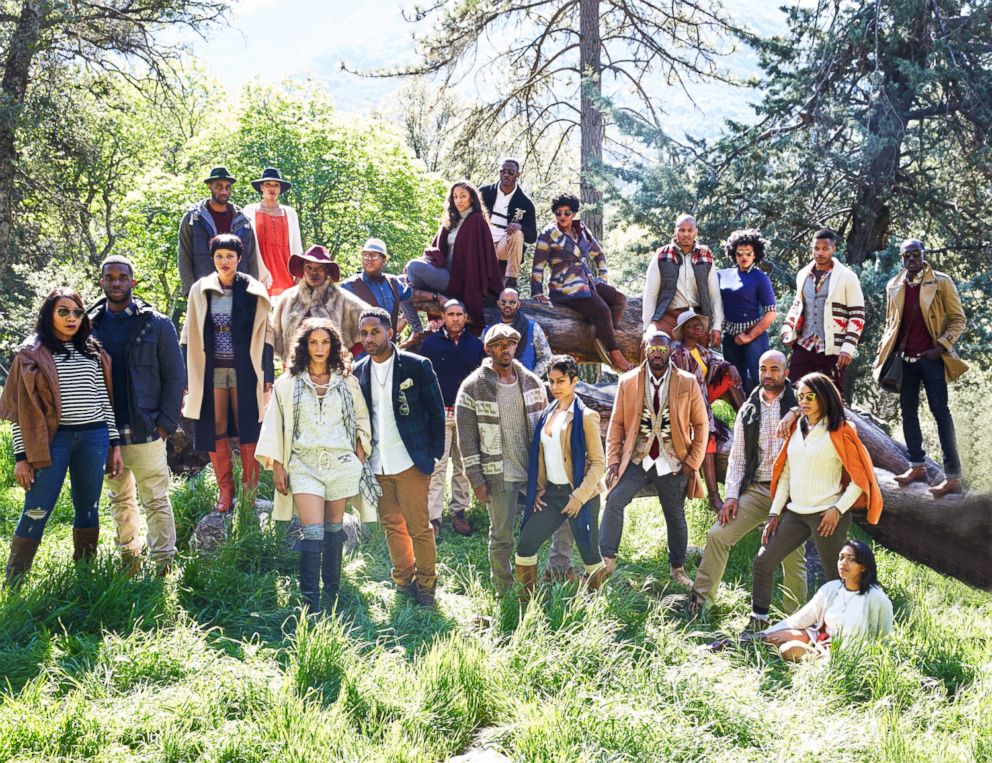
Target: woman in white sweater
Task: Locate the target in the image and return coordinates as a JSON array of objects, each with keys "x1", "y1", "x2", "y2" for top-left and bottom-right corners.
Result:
[{"x1": 761, "y1": 539, "x2": 893, "y2": 659}]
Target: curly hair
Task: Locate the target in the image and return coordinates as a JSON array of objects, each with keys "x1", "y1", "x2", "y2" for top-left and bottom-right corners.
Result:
[
  {"x1": 724, "y1": 228, "x2": 768, "y2": 264},
  {"x1": 288, "y1": 318, "x2": 349, "y2": 376},
  {"x1": 548, "y1": 354, "x2": 580, "y2": 379},
  {"x1": 35, "y1": 287, "x2": 101, "y2": 359},
  {"x1": 441, "y1": 180, "x2": 488, "y2": 230},
  {"x1": 550, "y1": 192, "x2": 580, "y2": 214}
]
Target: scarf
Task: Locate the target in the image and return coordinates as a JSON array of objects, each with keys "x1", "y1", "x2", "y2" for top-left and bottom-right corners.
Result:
[
  {"x1": 509, "y1": 311, "x2": 532, "y2": 361},
  {"x1": 522, "y1": 396, "x2": 594, "y2": 558}
]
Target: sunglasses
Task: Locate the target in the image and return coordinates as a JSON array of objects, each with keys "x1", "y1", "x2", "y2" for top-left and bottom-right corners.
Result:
[
  {"x1": 797, "y1": 392, "x2": 818, "y2": 402},
  {"x1": 645, "y1": 346, "x2": 670, "y2": 354},
  {"x1": 55, "y1": 307, "x2": 85, "y2": 319},
  {"x1": 498, "y1": 300, "x2": 519, "y2": 306},
  {"x1": 554, "y1": 209, "x2": 574, "y2": 218}
]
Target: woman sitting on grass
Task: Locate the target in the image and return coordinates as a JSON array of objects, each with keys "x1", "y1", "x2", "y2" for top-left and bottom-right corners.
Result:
[
  {"x1": 0, "y1": 287, "x2": 123, "y2": 584},
  {"x1": 255, "y1": 318, "x2": 376, "y2": 614},
  {"x1": 515, "y1": 354, "x2": 608, "y2": 598},
  {"x1": 760, "y1": 540, "x2": 893, "y2": 659}
]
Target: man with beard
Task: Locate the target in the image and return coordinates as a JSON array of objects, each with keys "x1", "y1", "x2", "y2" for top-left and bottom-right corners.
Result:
[
  {"x1": 874, "y1": 238, "x2": 968, "y2": 497},
  {"x1": 178, "y1": 167, "x2": 258, "y2": 296},
  {"x1": 272, "y1": 245, "x2": 369, "y2": 361},
  {"x1": 599, "y1": 329, "x2": 708, "y2": 588},
  {"x1": 688, "y1": 350, "x2": 807, "y2": 615},
  {"x1": 88, "y1": 255, "x2": 185, "y2": 574},
  {"x1": 478, "y1": 158, "x2": 538, "y2": 289},
  {"x1": 483, "y1": 287, "x2": 552, "y2": 379}
]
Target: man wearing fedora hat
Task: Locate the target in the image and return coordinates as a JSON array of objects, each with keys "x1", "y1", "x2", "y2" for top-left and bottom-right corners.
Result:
[
  {"x1": 271, "y1": 245, "x2": 369, "y2": 362},
  {"x1": 670, "y1": 309, "x2": 746, "y2": 512},
  {"x1": 341, "y1": 238, "x2": 438, "y2": 346},
  {"x1": 178, "y1": 167, "x2": 258, "y2": 297},
  {"x1": 243, "y1": 168, "x2": 303, "y2": 297}
]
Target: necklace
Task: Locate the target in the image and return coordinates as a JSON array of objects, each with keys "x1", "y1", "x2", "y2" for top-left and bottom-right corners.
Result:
[{"x1": 371, "y1": 357, "x2": 391, "y2": 390}]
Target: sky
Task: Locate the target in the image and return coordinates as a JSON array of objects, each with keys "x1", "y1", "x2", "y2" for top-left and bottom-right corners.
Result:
[{"x1": 184, "y1": 0, "x2": 795, "y2": 140}]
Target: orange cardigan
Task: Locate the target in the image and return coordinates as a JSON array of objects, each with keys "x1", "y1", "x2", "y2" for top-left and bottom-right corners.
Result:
[{"x1": 770, "y1": 420, "x2": 883, "y2": 525}]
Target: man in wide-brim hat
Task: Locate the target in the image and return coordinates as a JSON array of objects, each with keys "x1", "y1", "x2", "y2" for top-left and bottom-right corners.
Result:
[
  {"x1": 178, "y1": 166, "x2": 259, "y2": 296},
  {"x1": 243, "y1": 167, "x2": 303, "y2": 297},
  {"x1": 272, "y1": 244, "x2": 369, "y2": 361}
]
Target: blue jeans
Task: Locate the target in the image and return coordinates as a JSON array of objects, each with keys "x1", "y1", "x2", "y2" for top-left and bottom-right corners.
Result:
[
  {"x1": 722, "y1": 331, "x2": 769, "y2": 393},
  {"x1": 15, "y1": 426, "x2": 109, "y2": 540},
  {"x1": 899, "y1": 357, "x2": 961, "y2": 478},
  {"x1": 403, "y1": 260, "x2": 451, "y2": 332}
]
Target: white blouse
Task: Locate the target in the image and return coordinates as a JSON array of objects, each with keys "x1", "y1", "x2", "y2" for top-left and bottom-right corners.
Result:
[{"x1": 541, "y1": 411, "x2": 571, "y2": 485}]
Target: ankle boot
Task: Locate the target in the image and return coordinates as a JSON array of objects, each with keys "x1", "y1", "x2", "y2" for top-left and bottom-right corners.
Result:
[
  {"x1": 585, "y1": 562, "x2": 611, "y2": 592},
  {"x1": 929, "y1": 477, "x2": 963, "y2": 498},
  {"x1": 895, "y1": 465, "x2": 928, "y2": 487},
  {"x1": 299, "y1": 539, "x2": 322, "y2": 614},
  {"x1": 5, "y1": 535, "x2": 41, "y2": 587},
  {"x1": 514, "y1": 562, "x2": 538, "y2": 602},
  {"x1": 72, "y1": 527, "x2": 100, "y2": 562},
  {"x1": 209, "y1": 437, "x2": 236, "y2": 512},
  {"x1": 607, "y1": 349, "x2": 634, "y2": 372},
  {"x1": 702, "y1": 453, "x2": 723, "y2": 512},
  {"x1": 322, "y1": 529, "x2": 344, "y2": 609},
  {"x1": 238, "y1": 443, "x2": 260, "y2": 498}
]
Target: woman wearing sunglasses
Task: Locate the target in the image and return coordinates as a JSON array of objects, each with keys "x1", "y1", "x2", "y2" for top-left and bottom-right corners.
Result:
[
  {"x1": 0, "y1": 288, "x2": 123, "y2": 583},
  {"x1": 181, "y1": 233, "x2": 274, "y2": 513},
  {"x1": 749, "y1": 372, "x2": 882, "y2": 628},
  {"x1": 530, "y1": 192, "x2": 632, "y2": 372}
]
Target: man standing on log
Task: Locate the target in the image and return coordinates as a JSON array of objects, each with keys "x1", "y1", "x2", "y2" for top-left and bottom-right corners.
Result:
[
  {"x1": 455, "y1": 324, "x2": 551, "y2": 594},
  {"x1": 178, "y1": 167, "x2": 258, "y2": 297},
  {"x1": 599, "y1": 329, "x2": 709, "y2": 588},
  {"x1": 418, "y1": 299, "x2": 483, "y2": 538},
  {"x1": 642, "y1": 214, "x2": 723, "y2": 346},
  {"x1": 483, "y1": 288, "x2": 552, "y2": 379},
  {"x1": 89, "y1": 255, "x2": 185, "y2": 575},
  {"x1": 689, "y1": 349, "x2": 806, "y2": 615},
  {"x1": 479, "y1": 158, "x2": 537, "y2": 289},
  {"x1": 780, "y1": 229, "x2": 864, "y2": 392},
  {"x1": 874, "y1": 238, "x2": 968, "y2": 497}
]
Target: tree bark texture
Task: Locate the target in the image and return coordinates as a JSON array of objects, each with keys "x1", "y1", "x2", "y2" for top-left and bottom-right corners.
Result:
[{"x1": 578, "y1": 0, "x2": 604, "y2": 239}]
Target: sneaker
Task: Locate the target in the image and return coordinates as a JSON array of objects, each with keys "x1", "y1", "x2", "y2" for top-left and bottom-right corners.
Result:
[{"x1": 450, "y1": 511, "x2": 472, "y2": 536}]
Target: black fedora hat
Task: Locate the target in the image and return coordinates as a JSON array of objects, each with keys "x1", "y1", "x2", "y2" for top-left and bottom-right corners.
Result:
[
  {"x1": 203, "y1": 166, "x2": 236, "y2": 185},
  {"x1": 251, "y1": 167, "x2": 292, "y2": 194}
]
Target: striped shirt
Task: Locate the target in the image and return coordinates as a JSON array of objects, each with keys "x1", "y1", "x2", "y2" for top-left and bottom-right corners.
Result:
[
  {"x1": 12, "y1": 342, "x2": 121, "y2": 455},
  {"x1": 770, "y1": 420, "x2": 862, "y2": 516}
]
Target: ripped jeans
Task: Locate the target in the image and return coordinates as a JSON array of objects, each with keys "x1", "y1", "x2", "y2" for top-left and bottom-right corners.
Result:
[{"x1": 15, "y1": 425, "x2": 109, "y2": 540}]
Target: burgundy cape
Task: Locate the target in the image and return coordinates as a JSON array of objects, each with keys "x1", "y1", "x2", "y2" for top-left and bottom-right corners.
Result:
[{"x1": 423, "y1": 211, "x2": 503, "y2": 334}]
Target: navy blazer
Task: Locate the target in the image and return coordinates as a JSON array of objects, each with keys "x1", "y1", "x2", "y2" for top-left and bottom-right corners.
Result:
[{"x1": 355, "y1": 345, "x2": 446, "y2": 476}]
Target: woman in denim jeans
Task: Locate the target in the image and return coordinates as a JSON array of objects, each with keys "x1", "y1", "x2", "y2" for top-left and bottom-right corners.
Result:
[{"x1": 0, "y1": 288, "x2": 123, "y2": 584}]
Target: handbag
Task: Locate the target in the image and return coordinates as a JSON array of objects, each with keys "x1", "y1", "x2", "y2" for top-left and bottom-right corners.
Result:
[{"x1": 879, "y1": 292, "x2": 923, "y2": 394}]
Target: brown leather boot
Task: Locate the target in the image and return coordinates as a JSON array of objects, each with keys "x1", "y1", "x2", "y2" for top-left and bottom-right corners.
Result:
[
  {"x1": 72, "y1": 527, "x2": 100, "y2": 562},
  {"x1": 239, "y1": 443, "x2": 260, "y2": 496},
  {"x1": 608, "y1": 349, "x2": 634, "y2": 372},
  {"x1": 515, "y1": 562, "x2": 538, "y2": 602},
  {"x1": 702, "y1": 453, "x2": 724, "y2": 512},
  {"x1": 450, "y1": 511, "x2": 472, "y2": 536},
  {"x1": 609, "y1": 302, "x2": 626, "y2": 329},
  {"x1": 894, "y1": 465, "x2": 928, "y2": 487},
  {"x1": 209, "y1": 437, "x2": 236, "y2": 512},
  {"x1": 5, "y1": 535, "x2": 41, "y2": 587},
  {"x1": 929, "y1": 478, "x2": 963, "y2": 498},
  {"x1": 121, "y1": 550, "x2": 142, "y2": 577},
  {"x1": 585, "y1": 564, "x2": 611, "y2": 592}
]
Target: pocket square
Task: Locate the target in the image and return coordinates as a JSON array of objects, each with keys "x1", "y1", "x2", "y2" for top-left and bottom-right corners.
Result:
[{"x1": 400, "y1": 378, "x2": 414, "y2": 390}]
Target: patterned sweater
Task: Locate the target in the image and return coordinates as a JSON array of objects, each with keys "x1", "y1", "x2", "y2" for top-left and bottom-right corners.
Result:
[
  {"x1": 455, "y1": 359, "x2": 548, "y2": 493},
  {"x1": 781, "y1": 259, "x2": 865, "y2": 357}
]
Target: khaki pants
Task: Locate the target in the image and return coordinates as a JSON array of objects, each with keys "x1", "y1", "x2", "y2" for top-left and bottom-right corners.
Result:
[
  {"x1": 692, "y1": 482, "x2": 807, "y2": 613},
  {"x1": 377, "y1": 466, "x2": 437, "y2": 590},
  {"x1": 428, "y1": 417, "x2": 471, "y2": 521},
  {"x1": 104, "y1": 438, "x2": 177, "y2": 562},
  {"x1": 495, "y1": 229, "x2": 524, "y2": 279}
]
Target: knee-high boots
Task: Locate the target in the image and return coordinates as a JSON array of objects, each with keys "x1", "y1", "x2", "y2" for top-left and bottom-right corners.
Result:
[
  {"x1": 299, "y1": 538, "x2": 322, "y2": 614},
  {"x1": 5, "y1": 536, "x2": 41, "y2": 587},
  {"x1": 322, "y1": 526, "x2": 344, "y2": 609},
  {"x1": 209, "y1": 436, "x2": 236, "y2": 513}
]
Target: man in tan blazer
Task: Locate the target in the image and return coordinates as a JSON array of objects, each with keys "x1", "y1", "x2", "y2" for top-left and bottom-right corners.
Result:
[
  {"x1": 873, "y1": 238, "x2": 968, "y2": 496},
  {"x1": 599, "y1": 329, "x2": 709, "y2": 587}
]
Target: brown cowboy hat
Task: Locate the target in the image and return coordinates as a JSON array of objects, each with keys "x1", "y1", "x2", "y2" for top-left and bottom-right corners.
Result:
[
  {"x1": 288, "y1": 245, "x2": 340, "y2": 283},
  {"x1": 672, "y1": 309, "x2": 710, "y2": 342}
]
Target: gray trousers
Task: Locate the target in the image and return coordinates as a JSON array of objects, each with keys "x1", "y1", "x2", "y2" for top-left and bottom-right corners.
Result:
[
  {"x1": 752, "y1": 508, "x2": 852, "y2": 616},
  {"x1": 487, "y1": 481, "x2": 573, "y2": 591},
  {"x1": 600, "y1": 465, "x2": 689, "y2": 567},
  {"x1": 692, "y1": 482, "x2": 807, "y2": 612}
]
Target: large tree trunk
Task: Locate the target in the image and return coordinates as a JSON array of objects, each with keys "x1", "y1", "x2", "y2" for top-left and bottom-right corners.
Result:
[
  {"x1": 0, "y1": 0, "x2": 47, "y2": 267},
  {"x1": 578, "y1": 0, "x2": 604, "y2": 238}
]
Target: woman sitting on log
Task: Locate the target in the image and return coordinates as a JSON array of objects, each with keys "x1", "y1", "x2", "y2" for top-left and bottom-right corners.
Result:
[
  {"x1": 670, "y1": 309, "x2": 745, "y2": 511},
  {"x1": 530, "y1": 192, "x2": 633, "y2": 372},
  {"x1": 515, "y1": 355, "x2": 609, "y2": 598},
  {"x1": 750, "y1": 372, "x2": 882, "y2": 630},
  {"x1": 0, "y1": 288, "x2": 123, "y2": 583},
  {"x1": 256, "y1": 318, "x2": 376, "y2": 613},
  {"x1": 181, "y1": 233, "x2": 274, "y2": 513},
  {"x1": 405, "y1": 180, "x2": 503, "y2": 338}
]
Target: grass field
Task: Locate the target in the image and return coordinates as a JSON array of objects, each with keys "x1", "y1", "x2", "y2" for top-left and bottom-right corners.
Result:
[{"x1": 1, "y1": 422, "x2": 990, "y2": 762}]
